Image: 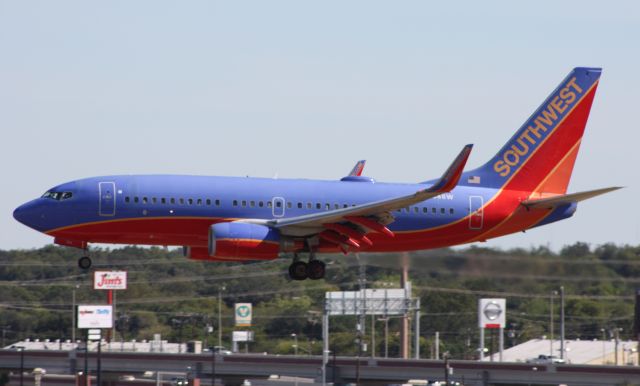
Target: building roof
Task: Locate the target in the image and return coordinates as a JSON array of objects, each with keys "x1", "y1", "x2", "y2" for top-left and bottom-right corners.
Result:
[{"x1": 482, "y1": 338, "x2": 638, "y2": 364}]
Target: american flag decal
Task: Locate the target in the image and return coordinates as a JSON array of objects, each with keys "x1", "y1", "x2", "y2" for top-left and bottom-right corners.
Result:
[{"x1": 468, "y1": 176, "x2": 481, "y2": 184}]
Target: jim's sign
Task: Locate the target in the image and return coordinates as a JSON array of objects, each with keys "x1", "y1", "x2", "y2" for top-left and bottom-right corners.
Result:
[{"x1": 94, "y1": 271, "x2": 127, "y2": 290}]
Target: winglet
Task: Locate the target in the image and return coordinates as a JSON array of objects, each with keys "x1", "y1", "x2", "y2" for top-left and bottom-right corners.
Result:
[
  {"x1": 348, "y1": 160, "x2": 366, "y2": 177},
  {"x1": 427, "y1": 144, "x2": 473, "y2": 192}
]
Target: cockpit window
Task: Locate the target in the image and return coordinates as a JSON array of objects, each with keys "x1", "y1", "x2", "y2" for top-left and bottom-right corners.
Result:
[{"x1": 42, "y1": 191, "x2": 73, "y2": 201}]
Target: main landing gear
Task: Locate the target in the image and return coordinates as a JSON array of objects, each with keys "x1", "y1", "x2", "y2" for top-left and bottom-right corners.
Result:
[
  {"x1": 78, "y1": 255, "x2": 92, "y2": 270},
  {"x1": 288, "y1": 253, "x2": 326, "y2": 281}
]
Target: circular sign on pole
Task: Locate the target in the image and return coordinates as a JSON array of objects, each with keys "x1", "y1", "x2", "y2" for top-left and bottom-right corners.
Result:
[{"x1": 478, "y1": 299, "x2": 506, "y2": 329}]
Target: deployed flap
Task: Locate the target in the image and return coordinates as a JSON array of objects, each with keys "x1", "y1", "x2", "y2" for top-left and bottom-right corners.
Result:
[
  {"x1": 260, "y1": 144, "x2": 472, "y2": 231},
  {"x1": 521, "y1": 187, "x2": 621, "y2": 210},
  {"x1": 348, "y1": 160, "x2": 366, "y2": 177}
]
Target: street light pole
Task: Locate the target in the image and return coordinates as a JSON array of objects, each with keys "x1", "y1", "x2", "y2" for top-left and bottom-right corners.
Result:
[
  {"x1": 601, "y1": 328, "x2": 606, "y2": 364},
  {"x1": 16, "y1": 346, "x2": 25, "y2": 386},
  {"x1": 291, "y1": 333, "x2": 298, "y2": 356}
]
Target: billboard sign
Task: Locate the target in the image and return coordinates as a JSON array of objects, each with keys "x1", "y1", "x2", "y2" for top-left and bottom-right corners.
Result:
[
  {"x1": 78, "y1": 305, "x2": 113, "y2": 329},
  {"x1": 94, "y1": 271, "x2": 127, "y2": 290},
  {"x1": 478, "y1": 298, "x2": 506, "y2": 329},
  {"x1": 232, "y1": 331, "x2": 255, "y2": 342},
  {"x1": 235, "y1": 303, "x2": 252, "y2": 327}
]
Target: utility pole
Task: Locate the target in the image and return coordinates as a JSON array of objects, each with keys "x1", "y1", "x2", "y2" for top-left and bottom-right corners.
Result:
[
  {"x1": 550, "y1": 290, "x2": 557, "y2": 356},
  {"x1": 211, "y1": 349, "x2": 216, "y2": 386},
  {"x1": 218, "y1": 286, "x2": 225, "y2": 349},
  {"x1": 614, "y1": 328, "x2": 622, "y2": 366},
  {"x1": 355, "y1": 255, "x2": 366, "y2": 385},
  {"x1": 400, "y1": 254, "x2": 410, "y2": 359},
  {"x1": 443, "y1": 352, "x2": 450, "y2": 386},
  {"x1": 72, "y1": 285, "x2": 79, "y2": 343},
  {"x1": 560, "y1": 286, "x2": 565, "y2": 360}
]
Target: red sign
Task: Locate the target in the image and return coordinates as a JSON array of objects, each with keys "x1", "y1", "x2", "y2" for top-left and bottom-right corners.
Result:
[{"x1": 94, "y1": 271, "x2": 127, "y2": 290}]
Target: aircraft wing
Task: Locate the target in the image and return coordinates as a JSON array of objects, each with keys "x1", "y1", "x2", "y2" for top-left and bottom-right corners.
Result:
[
  {"x1": 259, "y1": 144, "x2": 472, "y2": 240},
  {"x1": 521, "y1": 187, "x2": 622, "y2": 210}
]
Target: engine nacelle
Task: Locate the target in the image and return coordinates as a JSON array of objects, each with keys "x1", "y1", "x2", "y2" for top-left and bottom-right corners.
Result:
[{"x1": 208, "y1": 222, "x2": 281, "y2": 261}]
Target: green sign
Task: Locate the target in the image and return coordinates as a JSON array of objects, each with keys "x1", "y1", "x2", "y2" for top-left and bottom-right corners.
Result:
[{"x1": 235, "y1": 303, "x2": 252, "y2": 327}]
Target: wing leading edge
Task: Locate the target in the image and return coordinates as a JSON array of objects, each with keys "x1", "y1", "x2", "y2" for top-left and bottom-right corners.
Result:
[{"x1": 254, "y1": 144, "x2": 473, "y2": 239}]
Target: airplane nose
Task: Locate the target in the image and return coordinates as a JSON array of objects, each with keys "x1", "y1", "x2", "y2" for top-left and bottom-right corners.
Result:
[{"x1": 13, "y1": 200, "x2": 42, "y2": 229}]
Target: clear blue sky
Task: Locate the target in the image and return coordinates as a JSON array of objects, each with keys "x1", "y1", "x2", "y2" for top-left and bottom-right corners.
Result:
[{"x1": 1, "y1": 1, "x2": 639, "y2": 250}]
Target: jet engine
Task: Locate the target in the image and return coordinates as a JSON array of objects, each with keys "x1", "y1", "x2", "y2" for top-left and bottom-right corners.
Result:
[{"x1": 208, "y1": 222, "x2": 281, "y2": 260}]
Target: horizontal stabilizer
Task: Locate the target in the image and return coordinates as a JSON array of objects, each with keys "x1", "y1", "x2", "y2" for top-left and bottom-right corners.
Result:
[{"x1": 521, "y1": 187, "x2": 622, "y2": 210}]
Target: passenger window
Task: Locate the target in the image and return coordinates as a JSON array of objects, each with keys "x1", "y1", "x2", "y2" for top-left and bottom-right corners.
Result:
[
  {"x1": 316, "y1": 203, "x2": 321, "y2": 210},
  {"x1": 134, "y1": 197, "x2": 139, "y2": 203},
  {"x1": 307, "y1": 203, "x2": 312, "y2": 209},
  {"x1": 161, "y1": 198, "x2": 166, "y2": 204},
  {"x1": 423, "y1": 207, "x2": 428, "y2": 214},
  {"x1": 259, "y1": 201, "x2": 264, "y2": 207},
  {"x1": 414, "y1": 207, "x2": 419, "y2": 213},
  {"x1": 125, "y1": 197, "x2": 130, "y2": 203},
  {"x1": 170, "y1": 198, "x2": 175, "y2": 204},
  {"x1": 404, "y1": 207, "x2": 409, "y2": 213},
  {"x1": 233, "y1": 200, "x2": 238, "y2": 207},
  {"x1": 215, "y1": 199, "x2": 220, "y2": 206},
  {"x1": 297, "y1": 202, "x2": 303, "y2": 209},
  {"x1": 334, "y1": 204, "x2": 339, "y2": 209},
  {"x1": 242, "y1": 200, "x2": 247, "y2": 207},
  {"x1": 440, "y1": 208, "x2": 445, "y2": 214},
  {"x1": 186, "y1": 198, "x2": 192, "y2": 205},
  {"x1": 450, "y1": 208, "x2": 454, "y2": 215},
  {"x1": 197, "y1": 199, "x2": 203, "y2": 205},
  {"x1": 325, "y1": 203, "x2": 330, "y2": 210},
  {"x1": 432, "y1": 207, "x2": 436, "y2": 214},
  {"x1": 179, "y1": 198, "x2": 185, "y2": 205},
  {"x1": 276, "y1": 201, "x2": 282, "y2": 208},
  {"x1": 142, "y1": 197, "x2": 148, "y2": 204},
  {"x1": 267, "y1": 201, "x2": 272, "y2": 208},
  {"x1": 343, "y1": 204, "x2": 348, "y2": 208},
  {"x1": 287, "y1": 202, "x2": 292, "y2": 209},
  {"x1": 250, "y1": 200, "x2": 255, "y2": 207},
  {"x1": 205, "y1": 199, "x2": 211, "y2": 205}
]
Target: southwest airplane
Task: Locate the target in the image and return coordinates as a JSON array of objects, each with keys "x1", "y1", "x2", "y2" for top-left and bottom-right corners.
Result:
[{"x1": 14, "y1": 67, "x2": 619, "y2": 280}]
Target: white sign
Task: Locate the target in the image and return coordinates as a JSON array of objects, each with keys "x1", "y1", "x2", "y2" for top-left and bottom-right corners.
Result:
[
  {"x1": 232, "y1": 331, "x2": 254, "y2": 342},
  {"x1": 78, "y1": 305, "x2": 113, "y2": 329},
  {"x1": 88, "y1": 329, "x2": 101, "y2": 341},
  {"x1": 94, "y1": 271, "x2": 127, "y2": 290},
  {"x1": 235, "y1": 303, "x2": 252, "y2": 327},
  {"x1": 478, "y1": 298, "x2": 506, "y2": 329},
  {"x1": 326, "y1": 288, "x2": 412, "y2": 316}
]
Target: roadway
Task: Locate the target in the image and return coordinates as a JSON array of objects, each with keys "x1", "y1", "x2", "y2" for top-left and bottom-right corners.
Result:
[{"x1": 1, "y1": 349, "x2": 640, "y2": 386}]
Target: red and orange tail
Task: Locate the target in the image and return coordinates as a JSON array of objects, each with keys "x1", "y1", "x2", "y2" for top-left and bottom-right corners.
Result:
[{"x1": 462, "y1": 67, "x2": 602, "y2": 196}]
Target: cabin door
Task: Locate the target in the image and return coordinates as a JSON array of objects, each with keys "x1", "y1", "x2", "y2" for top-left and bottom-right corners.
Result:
[
  {"x1": 99, "y1": 182, "x2": 116, "y2": 217},
  {"x1": 469, "y1": 196, "x2": 484, "y2": 230}
]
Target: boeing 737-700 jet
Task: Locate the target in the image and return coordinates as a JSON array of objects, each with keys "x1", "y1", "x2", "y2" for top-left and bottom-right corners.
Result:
[{"x1": 14, "y1": 67, "x2": 619, "y2": 280}]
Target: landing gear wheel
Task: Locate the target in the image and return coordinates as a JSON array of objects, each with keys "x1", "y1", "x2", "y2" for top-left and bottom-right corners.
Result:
[
  {"x1": 307, "y1": 260, "x2": 326, "y2": 280},
  {"x1": 288, "y1": 261, "x2": 308, "y2": 281},
  {"x1": 78, "y1": 256, "x2": 92, "y2": 270}
]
